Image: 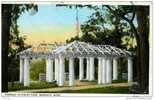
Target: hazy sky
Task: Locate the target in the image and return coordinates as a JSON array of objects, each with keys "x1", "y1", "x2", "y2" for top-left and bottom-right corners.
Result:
[{"x1": 18, "y1": 5, "x2": 95, "y2": 45}]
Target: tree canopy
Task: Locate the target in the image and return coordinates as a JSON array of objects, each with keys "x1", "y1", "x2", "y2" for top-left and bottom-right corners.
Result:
[{"x1": 2, "y1": 5, "x2": 38, "y2": 91}]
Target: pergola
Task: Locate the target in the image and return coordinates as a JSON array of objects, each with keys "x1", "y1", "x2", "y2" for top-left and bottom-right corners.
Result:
[{"x1": 19, "y1": 41, "x2": 133, "y2": 86}]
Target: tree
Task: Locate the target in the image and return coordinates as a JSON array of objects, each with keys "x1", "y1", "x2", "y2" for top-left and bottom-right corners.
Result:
[
  {"x1": 80, "y1": 7, "x2": 129, "y2": 47},
  {"x1": 2, "y1": 4, "x2": 38, "y2": 92},
  {"x1": 106, "y1": 5, "x2": 149, "y2": 93}
]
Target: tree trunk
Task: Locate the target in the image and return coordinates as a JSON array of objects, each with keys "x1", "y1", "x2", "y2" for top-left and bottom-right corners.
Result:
[
  {"x1": 139, "y1": 35, "x2": 149, "y2": 93},
  {"x1": 136, "y1": 6, "x2": 149, "y2": 93},
  {"x1": 126, "y1": 6, "x2": 149, "y2": 93},
  {"x1": 2, "y1": 4, "x2": 12, "y2": 92}
]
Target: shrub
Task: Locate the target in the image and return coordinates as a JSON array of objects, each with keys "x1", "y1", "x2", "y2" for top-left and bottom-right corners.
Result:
[
  {"x1": 112, "y1": 79, "x2": 127, "y2": 83},
  {"x1": 30, "y1": 59, "x2": 46, "y2": 81},
  {"x1": 8, "y1": 81, "x2": 57, "y2": 91}
]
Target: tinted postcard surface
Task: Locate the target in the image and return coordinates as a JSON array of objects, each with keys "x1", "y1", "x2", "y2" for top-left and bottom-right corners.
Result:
[{"x1": 1, "y1": 0, "x2": 153, "y2": 98}]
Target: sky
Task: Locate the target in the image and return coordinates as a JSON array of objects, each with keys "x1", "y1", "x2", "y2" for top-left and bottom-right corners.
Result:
[{"x1": 18, "y1": 5, "x2": 95, "y2": 45}]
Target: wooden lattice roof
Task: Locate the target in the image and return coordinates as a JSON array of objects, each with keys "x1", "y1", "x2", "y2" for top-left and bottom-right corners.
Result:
[{"x1": 19, "y1": 41, "x2": 132, "y2": 59}]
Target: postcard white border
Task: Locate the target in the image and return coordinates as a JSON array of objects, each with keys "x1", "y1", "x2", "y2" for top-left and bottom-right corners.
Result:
[{"x1": 0, "y1": 0, "x2": 153, "y2": 98}]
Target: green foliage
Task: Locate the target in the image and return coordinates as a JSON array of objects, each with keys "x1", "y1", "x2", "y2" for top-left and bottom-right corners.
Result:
[
  {"x1": 118, "y1": 58, "x2": 127, "y2": 80},
  {"x1": 121, "y1": 35, "x2": 137, "y2": 50},
  {"x1": 30, "y1": 59, "x2": 46, "y2": 81},
  {"x1": 66, "y1": 36, "x2": 80, "y2": 43},
  {"x1": 8, "y1": 4, "x2": 38, "y2": 82},
  {"x1": 8, "y1": 81, "x2": 57, "y2": 91},
  {"x1": 112, "y1": 80, "x2": 127, "y2": 83},
  {"x1": 67, "y1": 9, "x2": 127, "y2": 50},
  {"x1": 65, "y1": 5, "x2": 136, "y2": 50}
]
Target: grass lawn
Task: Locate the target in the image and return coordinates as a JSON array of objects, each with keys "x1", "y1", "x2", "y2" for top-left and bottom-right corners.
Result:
[
  {"x1": 8, "y1": 81, "x2": 57, "y2": 91},
  {"x1": 8, "y1": 80, "x2": 130, "y2": 94},
  {"x1": 35, "y1": 86, "x2": 130, "y2": 93}
]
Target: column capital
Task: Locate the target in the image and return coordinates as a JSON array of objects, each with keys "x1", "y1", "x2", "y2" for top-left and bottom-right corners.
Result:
[{"x1": 59, "y1": 55, "x2": 64, "y2": 60}]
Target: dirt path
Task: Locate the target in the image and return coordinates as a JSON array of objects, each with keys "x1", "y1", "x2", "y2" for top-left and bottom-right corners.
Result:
[{"x1": 10, "y1": 81, "x2": 132, "y2": 93}]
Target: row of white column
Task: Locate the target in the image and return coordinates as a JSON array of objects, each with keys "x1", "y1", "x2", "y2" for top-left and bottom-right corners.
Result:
[
  {"x1": 19, "y1": 56, "x2": 133, "y2": 86},
  {"x1": 85, "y1": 57, "x2": 95, "y2": 81},
  {"x1": 55, "y1": 57, "x2": 95, "y2": 86},
  {"x1": 98, "y1": 57, "x2": 113, "y2": 84},
  {"x1": 98, "y1": 57, "x2": 133, "y2": 84},
  {"x1": 78, "y1": 57, "x2": 95, "y2": 81}
]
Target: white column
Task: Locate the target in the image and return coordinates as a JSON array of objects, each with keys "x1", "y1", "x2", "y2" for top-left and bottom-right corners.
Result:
[
  {"x1": 69, "y1": 58, "x2": 75, "y2": 86},
  {"x1": 102, "y1": 57, "x2": 106, "y2": 84},
  {"x1": 47, "y1": 58, "x2": 54, "y2": 82},
  {"x1": 57, "y1": 59, "x2": 60, "y2": 84},
  {"x1": 46, "y1": 58, "x2": 49, "y2": 82},
  {"x1": 98, "y1": 57, "x2": 102, "y2": 84},
  {"x1": 23, "y1": 57, "x2": 30, "y2": 86},
  {"x1": 106, "y1": 58, "x2": 112, "y2": 84},
  {"x1": 86, "y1": 57, "x2": 90, "y2": 80},
  {"x1": 113, "y1": 58, "x2": 118, "y2": 80},
  {"x1": 20, "y1": 58, "x2": 24, "y2": 83},
  {"x1": 90, "y1": 57, "x2": 95, "y2": 81},
  {"x1": 79, "y1": 57, "x2": 84, "y2": 80},
  {"x1": 59, "y1": 56, "x2": 65, "y2": 86},
  {"x1": 128, "y1": 57, "x2": 133, "y2": 82},
  {"x1": 55, "y1": 58, "x2": 59, "y2": 82}
]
